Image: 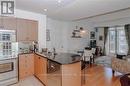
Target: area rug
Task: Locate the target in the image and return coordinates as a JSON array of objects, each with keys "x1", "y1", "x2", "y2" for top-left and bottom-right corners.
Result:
[{"x1": 95, "y1": 56, "x2": 112, "y2": 68}]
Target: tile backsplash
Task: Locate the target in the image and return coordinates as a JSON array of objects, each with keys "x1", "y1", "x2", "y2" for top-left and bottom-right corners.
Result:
[{"x1": 18, "y1": 42, "x2": 34, "y2": 54}]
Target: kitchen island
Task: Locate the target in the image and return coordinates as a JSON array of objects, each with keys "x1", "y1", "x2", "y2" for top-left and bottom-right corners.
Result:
[{"x1": 35, "y1": 52, "x2": 82, "y2": 86}]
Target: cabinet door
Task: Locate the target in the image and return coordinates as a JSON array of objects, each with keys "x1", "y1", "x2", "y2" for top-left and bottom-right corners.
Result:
[
  {"x1": 34, "y1": 55, "x2": 47, "y2": 85},
  {"x1": 19, "y1": 55, "x2": 26, "y2": 79},
  {"x1": 3, "y1": 17, "x2": 17, "y2": 30},
  {"x1": 38, "y1": 57, "x2": 47, "y2": 85},
  {"x1": 34, "y1": 54, "x2": 39, "y2": 77},
  {"x1": 19, "y1": 54, "x2": 34, "y2": 80},
  {"x1": 28, "y1": 20, "x2": 38, "y2": 41},
  {"x1": 0, "y1": 17, "x2": 3, "y2": 28},
  {"x1": 27, "y1": 54, "x2": 34, "y2": 76},
  {"x1": 17, "y1": 18, "x2": 28, "y2": 41}
]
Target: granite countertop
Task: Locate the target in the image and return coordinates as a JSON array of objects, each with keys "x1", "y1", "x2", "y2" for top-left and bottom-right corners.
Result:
[{"x1": 35, "y1": 52, "x2": 82, "y2": 65}]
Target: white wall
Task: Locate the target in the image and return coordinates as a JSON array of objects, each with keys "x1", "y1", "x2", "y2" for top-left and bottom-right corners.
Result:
[
  {"x1": 46, "y1": 18, "x2": 69, "y2": 52},
  {"x1": 15, "y1": 9, "x2": 46, "y2": 51},
  {"x1": 46, "y1": 18, "x2": 95, "y2": 53},
  {"x1": 66, "y1": 21, "x2": 95, "y2": 53}
]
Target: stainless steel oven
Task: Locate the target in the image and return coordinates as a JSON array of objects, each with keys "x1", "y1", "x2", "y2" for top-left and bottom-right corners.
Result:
[
  {"x1": 0, "y1": 62, "x2": 13, "y2": 73},
  {"x1": 0, "y1": 58, "x2": 18, "y2": 86},
  {"x1": 0, "y1": 30, "x2": 18, "y2": 86}
]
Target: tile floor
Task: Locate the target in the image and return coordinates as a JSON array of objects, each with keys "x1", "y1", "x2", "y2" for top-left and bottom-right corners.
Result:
[{"x1": 10, "y1": 76, "x2": 44, "y2": 86}]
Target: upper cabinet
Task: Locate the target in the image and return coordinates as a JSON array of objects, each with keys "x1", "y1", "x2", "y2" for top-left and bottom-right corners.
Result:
[
  {"x1": 3, "y1": 17, "x2": 17, "y2": 30},
  {"x1": 0, "y1": 16, "x2": 38, "y2": 42},
  {"x1": 0, "y1": 17, "x2": 3, "y2": 28},
  {"x1": 17, "y1": 18, "x2": 28, "y2": 41},
  {"x1": 0, "y1": 16, "x2": 16, "y2": 30},
  {"x1": 17, "y1": 18, "x2": 38, "y2": 42},
  {"x1": 27, "y1": 20, "x2": 38, "y2": 41}
]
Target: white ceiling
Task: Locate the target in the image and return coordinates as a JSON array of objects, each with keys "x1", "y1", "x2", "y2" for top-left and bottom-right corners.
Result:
[{"x1": 16, "y1": 0, "x2": 130, "y2": 21}]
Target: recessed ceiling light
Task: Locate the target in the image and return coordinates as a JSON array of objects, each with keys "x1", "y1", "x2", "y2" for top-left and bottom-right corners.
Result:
[
  {"x1": 57, "y1": 0, "x2": 62, "y2": 3},
  {"x1": 44, "y1": 9, "x2": 47, "y2": 12}
]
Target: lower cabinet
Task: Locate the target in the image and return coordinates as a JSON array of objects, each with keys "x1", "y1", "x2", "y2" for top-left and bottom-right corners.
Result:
[
  {"x1": 34, "y1": 54, "x2": 47, "y2": 85},
  {"x1": 19, "y1": 53, "x2": 47, "y2": 85},
  {"x1": 19, "y1": 54, "x2": 34, "y2": 80}
]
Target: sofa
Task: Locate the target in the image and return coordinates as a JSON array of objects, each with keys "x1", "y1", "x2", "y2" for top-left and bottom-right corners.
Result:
[{"x1": 111, "y1": 57, "x2": 130, "y2": 74}]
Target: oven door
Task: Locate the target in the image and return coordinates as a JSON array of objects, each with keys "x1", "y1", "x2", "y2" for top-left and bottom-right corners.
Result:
[
  {"x1": 0, "y1": 62, "x2": 13, "y2": 73},
  {"x1": 0, "y1": 58, "x2": 18, "y2": 85}
]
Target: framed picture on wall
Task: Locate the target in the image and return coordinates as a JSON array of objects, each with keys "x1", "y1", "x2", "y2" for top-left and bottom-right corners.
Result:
[
  {"x1": 90, "y1": 31, "x2": 95, "y2": 39},
  {"x1": 99, "y1": 35, "x2": 103, "y2": 41},
  {"x1": 46, "y1": 29, "x2": 50, "y2": 41}
]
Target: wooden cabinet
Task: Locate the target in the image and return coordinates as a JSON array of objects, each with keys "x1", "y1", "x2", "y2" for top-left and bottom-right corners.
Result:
[
  {"x1": 34, "y1": 54, "x2": 39, "y2": 76},
  {"x1": 0, "y1": 17, "x2": 38, "y2": 41},
  {"x1": 34, "y1": 54, "x2": 47, "y2": 85},
  {"x1": 62, "y1": 62, "x2": 81, "y2": 86},
  {"x1": 0, "y1": 17, "x2": 3, "y2": 28},
  {"x1": 3, "y1": 17, "x2": 17, "y2": 30},
  {"x1": 0, "y1": 16, "x2": 16, "y2": 30},
  {"x1": 19, "y1": 54, "x2": 34, "y2": 80},
  {"x1": 17, "y1": 18, "x2": 38, "y2": 42},
  {"x1": 17, "y1": 18, "x2": 28, "y2": 41},
  {"x1": 28, "y1": 20, "x2": 38, "y2": 41}
]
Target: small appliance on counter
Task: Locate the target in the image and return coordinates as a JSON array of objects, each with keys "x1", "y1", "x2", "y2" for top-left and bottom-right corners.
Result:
[{"x1": 18, "y1": 41, "x2": 38, "y2": 54}]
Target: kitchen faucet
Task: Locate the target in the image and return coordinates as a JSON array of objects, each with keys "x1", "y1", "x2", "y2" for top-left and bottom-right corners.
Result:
[{"x1": 53, "y1": 48, "x2": 57, "y2": 56}]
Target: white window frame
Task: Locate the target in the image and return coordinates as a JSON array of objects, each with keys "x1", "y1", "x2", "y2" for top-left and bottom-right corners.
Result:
[{"x1": 108, "y1": 26, "x2": 128, "y2": 55}]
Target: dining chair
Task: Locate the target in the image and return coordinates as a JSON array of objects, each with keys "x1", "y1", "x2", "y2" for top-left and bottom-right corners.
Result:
[
  {"x1": 91, "y1": 48, "x2": 96, "y2": 63},
  {"x1": 82, "y1": 49, "x2": 93, "y2": 66}
]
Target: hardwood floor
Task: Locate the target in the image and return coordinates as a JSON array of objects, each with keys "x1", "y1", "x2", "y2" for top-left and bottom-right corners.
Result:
[
  {"x1": 82, "y1": 65, "x2": 122, "y2": 86},
  {"x1": 11, "y1": 65, "x2": 122, "y2": 86}
]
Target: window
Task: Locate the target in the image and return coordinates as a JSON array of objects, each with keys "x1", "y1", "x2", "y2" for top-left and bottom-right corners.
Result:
[
  {"x1": 117, "y1": 27, "x2": 128, "y2": 54},
  {"x1": 109, "y1": 28, "x2": 116, "y2": 53},
  {"x1": 108, "y1": 27, "x2": 128, "y2": 55}
]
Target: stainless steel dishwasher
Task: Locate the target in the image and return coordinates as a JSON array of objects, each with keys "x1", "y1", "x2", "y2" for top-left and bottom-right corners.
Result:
[{"x1": 47, "y1": 60, "x2": 62, "y2": 86}]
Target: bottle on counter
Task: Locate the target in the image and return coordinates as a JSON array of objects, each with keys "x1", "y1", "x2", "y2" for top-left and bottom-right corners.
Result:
[{"x1": 33, "y1": 41, "x2": 38, "y2": 52}]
